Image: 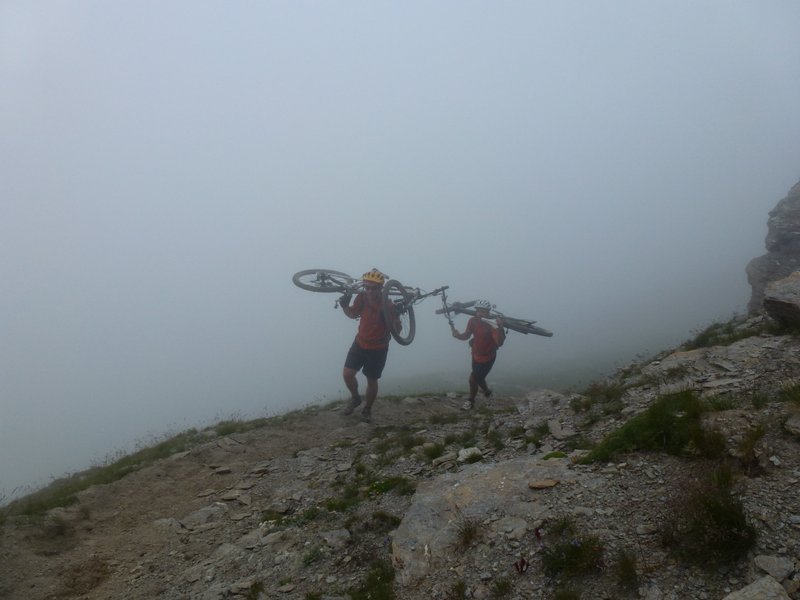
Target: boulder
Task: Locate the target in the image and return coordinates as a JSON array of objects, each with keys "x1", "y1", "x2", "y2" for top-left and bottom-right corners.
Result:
[
  {"x1": 763, "y1": 271, "x2": 800, "y2": 326},
  {"x1": 721, "y1": 575, "x2": 790, "y2": 599}
]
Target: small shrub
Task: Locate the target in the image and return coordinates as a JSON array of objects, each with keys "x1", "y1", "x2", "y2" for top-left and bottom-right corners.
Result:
[
  {"x1": 60, "y1": 556, "x2": 110, "y2": 595},
  {"x1": 570, "y1": 396, "x2": 592, "y2": 413},
  {"x1": 303, "y1": 546, "x2": 323, "y2": 566},
  {"x1": 448, "y1": 580, "x2": 467, "y2": 600},
  {"x1": 779, "y1": 381, "x2": 800, "y2": 405},
  {"x1": 455, "y1": 513, "x2": 482, "y2": 549},
  {"x1": 245, "y1": 581, "x2": 265, "y2": 600},
  {"x1": 423, "y1": 443, "x2": 445, "y2": 461},
  {"x1": 325, "y1": 483, "x2": 361, "y2": 512},
  {"x1": 750, "y1": 390, "x2": 769, "y2": 409},
  {"x1": 614, "y1": 548, "x2": 639, "y2": 591},
  {"x1": 580, "y1": 390, "x2": 711, "y2": 463},
  {"x1": 737, "y1": 424, "x2": 766, "y2": 476},
  {"x1": 458, "y1": 430, "x2": 478, "y2": 447},
  {"x1": 540, "y1": 534, "x2": 604, "y2": 577},
  {"x1": 490, "y1": 576, "x2": 512, "y2": 598},
  {"x1": 553, "y1": 589, "x2": 581, "y2": 600},
  {"x1": 370, "y1": 511, "x2": 401, "y2": 532},
  {"x1": 660, "y1": 468, "x2": 756, "y2": 566},
  {"x1": 370, "y1": 476, "x2": 416, "y2": 496},
  {"x1": 350, "y1": 560, "x2": 395, "y2": 600},
  {"x1": 487, "y1": 430, "x2": 505, "y2": 450},
  {"x1": 705, "y1": 396, "x2": 736, "y2": 411}
]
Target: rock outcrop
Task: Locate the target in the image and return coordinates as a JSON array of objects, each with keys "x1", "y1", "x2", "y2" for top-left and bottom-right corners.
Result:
[
  {"x1": 747, "y1": 180, "x2": 800, "y2": 312},
  {"x1": 764, "y1": 271, "x2": 800, "y2": 327}
]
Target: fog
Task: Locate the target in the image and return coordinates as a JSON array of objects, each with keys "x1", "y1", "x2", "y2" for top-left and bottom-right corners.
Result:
[{"x1": 2, "y1": 2, "x2": 800, "y2": 499}]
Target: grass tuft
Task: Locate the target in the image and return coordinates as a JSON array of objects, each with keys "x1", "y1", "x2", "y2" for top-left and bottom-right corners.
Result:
[
  {"x1": 540, "y1": 516, "x2": 603, "y2": 578},
  {"x1": 454, "y1": 512, "x2": 482, "y2": 549},
  {"x1": 350, "y1": 559, "x2": 395, "y2": 600},
  {"x1": 580, "y1": 390, "x2": 720, "y2": 463},
  {"x1": 614, "y1": 548, "x2": 639, "y2": 591},
  {"x1": 659, "y1": 467, "x2": 756, "y2": 566}
]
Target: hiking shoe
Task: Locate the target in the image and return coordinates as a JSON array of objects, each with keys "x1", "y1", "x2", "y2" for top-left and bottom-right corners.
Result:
[
  {"x1": 360, "y1": 406, "x2": 372, "y2": 422},
  {"x1": 462, "y1": 400, "x2": 474, "y2": 411},
  {"x1": 483, "y1": 388, "x2": 493, "y2": 399},
  {"x1": 342, "y1": 396, "x2": 361, "y2": 416}
]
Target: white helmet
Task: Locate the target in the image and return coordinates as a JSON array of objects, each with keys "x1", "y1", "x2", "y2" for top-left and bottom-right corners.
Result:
[{"x1": 475, "y1": 299, "x2": 492, "y2": 311}]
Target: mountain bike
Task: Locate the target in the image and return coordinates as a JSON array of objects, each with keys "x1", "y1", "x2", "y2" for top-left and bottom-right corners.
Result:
[
  {"x1": 435, "y1": 299, "x2": 553, "y2": 337},
  {"x1": 292, "y1": 269, "x2": 449, "y2": 346}
]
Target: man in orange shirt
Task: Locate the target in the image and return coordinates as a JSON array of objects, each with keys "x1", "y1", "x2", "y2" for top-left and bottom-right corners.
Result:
[
  {"x1": 451, "y1": 300, "x2": 505, "y2": 410},
  {"x1": 340, "y1": 268, "x2": 396, "y2": 422}
]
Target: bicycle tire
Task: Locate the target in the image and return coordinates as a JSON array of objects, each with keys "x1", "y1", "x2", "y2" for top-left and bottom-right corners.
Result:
[
  {"x1": 448, "y1": 306, "x2": 553, "y2": 337},
  {"x1": 292, "y1": 269, "x2": 355, "y2": 293},
  {"x1": 382, "y1": 279, "x2": 416, "y2": 345},
  {"x1": 505, "y1": 321, "x2": 553, "y2": 337}
]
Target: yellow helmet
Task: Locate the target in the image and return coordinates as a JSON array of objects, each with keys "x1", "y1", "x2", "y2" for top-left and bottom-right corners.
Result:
[{"x1": 362, "y1": 268, "x2": 386, "y2": 285}]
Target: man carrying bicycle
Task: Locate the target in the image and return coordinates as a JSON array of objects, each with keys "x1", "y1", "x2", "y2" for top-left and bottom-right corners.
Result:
[
  {"x1": 340, "y1": 268, "x2": 397, "y2": 422},
  {"x1": 451, "y1": 300, "x2": 505, "y2": 410}
]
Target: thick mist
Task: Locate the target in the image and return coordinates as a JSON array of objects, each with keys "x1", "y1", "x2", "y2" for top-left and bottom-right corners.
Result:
[{"x1": 2, "y1": 1, "x2": 800, "y2": 499}]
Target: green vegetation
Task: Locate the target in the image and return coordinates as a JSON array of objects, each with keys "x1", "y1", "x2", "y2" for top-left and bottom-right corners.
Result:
[
  {"x1": 1, "y1": 400, "x2": 343, "y2": 519},
  {"x1": 487, "y1": 429, "x2": 505, "y2": 450},
  {"x1": 369, "y1": 476, "x2": 416, "y2": 496},
  {"x1": 302, "y1": 546, "x2": 323, "y2": 566},
  {"x1": 245, "y1": 581, "x2": 265, "y2": 600},
  {"x1": 779, "y1": 381, "x2": 800, "y2": 405},
  {"x1": 448, "y1": 580, "x2": 467, "y2": 600},
  {"x1": 370, "y1": 511, "x2": 402, "y2": 532},
  {"x1": 660, "y1": 467, "x2": 756, "y2": 566},
  {"x1": 455, "y1": 512, "x2": 482, "y2": 549},
  {"x1": 350, "y1": 560, "x2": 395, "y2": 600},
  {"x1": 542, "y1": 451, "x2": 567, "y2": 460},
  {"x1": 704, "y1": 396, "x2": 736, "y2": 411},
  {"x1": 3, "y1": 428, "x2": 204, "y2": 517},
  {"x1": 580, "y1": 390, "x2": 724, "y2": 463},
  {"x1": 540, "y1": 516, "x2": 604, "y2": 578},
  {"x1": 683, "y1": 318, "x2": 770, "y2": 350},
  {"x1": 614, "y1": 548, "x2": 639, "y2": 591},
  {"x1": 261, "y1": 506, "x2": 322, "y2": 529},
  {"x1": 737, "y1": 424, "x2": 766, "y2": 476},
  {"x1": 553, "y1": 589, "x2": 581, "y2": 600},
  {"x1": 489, "y1": 577, "x2": 512, "y2": 598},
  {"x1": 422, "y1": 443, "x2": 445, "y2": 461}
]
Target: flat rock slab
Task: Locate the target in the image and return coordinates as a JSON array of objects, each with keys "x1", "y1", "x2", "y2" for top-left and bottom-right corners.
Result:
[
  {"x1": 721, "y1": 575, "x2": 790, "y2": 600},
  {"x1": 391, "y1": 457, "x2": 579, "y2": 587}
]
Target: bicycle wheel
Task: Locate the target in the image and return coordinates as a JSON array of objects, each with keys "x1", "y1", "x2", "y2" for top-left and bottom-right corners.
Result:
[
  {"x1": 382, "y1": 279, "x2": 416, "y2": 345},
  {"x1": 292, "y1": 269, "x2": 355, "y2": 293}
]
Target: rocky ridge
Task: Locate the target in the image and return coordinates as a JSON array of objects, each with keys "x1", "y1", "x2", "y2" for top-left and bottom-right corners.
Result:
[
  {"x1": 747, "y1": 180, "x2": 800, "y2": 313},
  {"x1": 1, "y1": 316, "x2": 800, "y2": 600}
]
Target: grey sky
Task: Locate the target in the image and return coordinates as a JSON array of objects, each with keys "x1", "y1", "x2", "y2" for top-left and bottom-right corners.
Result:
[{"x1": 2, "y1": 2, "x2": 799, "y2": 498}]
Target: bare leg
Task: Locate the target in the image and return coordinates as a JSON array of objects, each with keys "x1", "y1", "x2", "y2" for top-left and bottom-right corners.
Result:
[
  {"x1": 343, "y1": 367, "x2": 360, "y2": 400},
  {"x1": 365, "y1": 377, "x2": 379, "y2": 409}
]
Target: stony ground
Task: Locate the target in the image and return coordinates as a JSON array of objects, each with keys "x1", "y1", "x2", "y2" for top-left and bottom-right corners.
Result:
[{"x1": 2, "y1": 317, "x2": 800, "y2": 600}]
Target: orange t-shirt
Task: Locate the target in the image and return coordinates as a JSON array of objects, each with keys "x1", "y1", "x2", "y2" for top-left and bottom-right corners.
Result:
[
  {"x1": 466, "y1": 316, "x2": 502, "y2": 363},
  {"x1": 350, "y1": 294, "x2": 393, "y2": 350}
]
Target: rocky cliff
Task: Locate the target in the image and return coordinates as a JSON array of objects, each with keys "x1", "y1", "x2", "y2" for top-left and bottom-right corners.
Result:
[{"x1": 747, "y1": 181, "x2": 800, "y2": 312}]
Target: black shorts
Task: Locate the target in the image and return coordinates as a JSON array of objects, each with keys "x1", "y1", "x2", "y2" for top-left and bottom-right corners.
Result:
[
  {"x1": 344, "y1": 340, "x2": 389, "y2": 380},
  {"x1": 471, "y1": 357, "x2": 496, "y2": 384}
]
